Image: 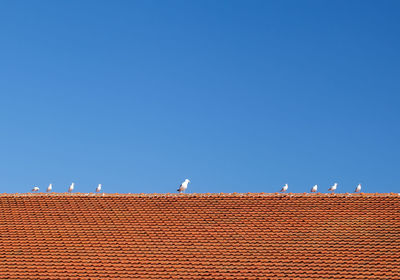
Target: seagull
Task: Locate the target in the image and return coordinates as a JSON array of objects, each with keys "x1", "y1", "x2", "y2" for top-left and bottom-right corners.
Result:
[
  {"x1": 177, "y1": 179, "x2": 190, "y2": 193},
  {"x1": 328, "y1": 182, "x2": 338, "y2": 193},
  {"x1": 47, "y1": 184, "x2": 52, "y2": 192},
  {"x1": 68, "y1": 183, "x2": 75, "y2": 193},
  {"x1": 311, "y1": 184, "x2": 318, "y2": 193},
  {"x1": 96, "y1": 184, "x2": 102, "y2": 193},
  {"x1": 281, "y1": 184, "x2": 288, "y2": 192},
  {"x1": 32, "y1": 186, "x2": 39, "y2": 192},
  {"x1": 355, "y1": 184, "x2": 362, "y2": 193}
]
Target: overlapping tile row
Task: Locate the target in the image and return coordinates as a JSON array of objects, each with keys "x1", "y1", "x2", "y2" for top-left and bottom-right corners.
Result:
[{"x1": 0, "y1": 193, "x2": 399, "y2": 279}]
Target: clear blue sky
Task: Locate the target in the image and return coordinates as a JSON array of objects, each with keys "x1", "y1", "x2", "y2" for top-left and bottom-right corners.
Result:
[{"x1": 0, "y1": 1, "x2": 399, "y2": 194}]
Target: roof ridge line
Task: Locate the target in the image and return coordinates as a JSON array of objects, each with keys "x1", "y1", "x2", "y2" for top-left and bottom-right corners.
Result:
[{"x1": 0, "y1": 192, "x2": 399, "y2": 197}]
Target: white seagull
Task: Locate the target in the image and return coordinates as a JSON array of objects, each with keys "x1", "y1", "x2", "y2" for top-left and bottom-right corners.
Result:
[
  {"x1": 32, "y1": 186, "x2": 39, "y2": 192},
  {"x1": 281, "y1": 184, "x2": 288, "y2": 192},
  {"x1": 311, "y1": 184, "x2": 318, "y2": 193},
  {"x1": 96, "y1": 184, "x2": 102, "y2": 193},
  {"x1": 177, "y1": 179, "x2": 190, "y2": 193},
  {"x1": 47, "y1": 184, "x2": 53, "y2": 192},
  {"x1": 328, "y1": 182, "x2": 338, "y2": 193},
  {"x1": 68, "y1": 183, "x2": 75, "y2": 193},
  {"x1": 355, "y1": 184, "x2": 362, "y2": 193}
]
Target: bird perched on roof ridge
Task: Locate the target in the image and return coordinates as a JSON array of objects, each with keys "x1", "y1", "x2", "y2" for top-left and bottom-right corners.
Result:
[
  {"x1": 281, "y1": 184, "x2": 288, "y2": 192},
  {"x1": 47, "y1": 184, "x2": 52, "y2": 192},
  {"x1": 68, "y1": 183, "x2": 75, "y2": 193},
  {"x1": 177, "y1": 179, "x2": 190, "y2": 193},
  {"x1": 96, "y1": 184, "x2": 102, "y2": 193},
  {"x1": 355, "y1": 184, "x2": 362, "y2": 193},
  {"x1": 311, "y1": 185, "x2": 318, "y2": 193},
  {"x1": 328, "y1": 182, "x2": 338, "y2": 193},
  {"x1": 32, "y1": 186, "x2": 39, "y2": 192}
]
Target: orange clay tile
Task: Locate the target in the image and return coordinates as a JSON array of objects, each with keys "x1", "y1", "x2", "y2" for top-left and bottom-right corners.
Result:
[{"x1": 0, "y1": 193, "x2": 399, "y2": 279}]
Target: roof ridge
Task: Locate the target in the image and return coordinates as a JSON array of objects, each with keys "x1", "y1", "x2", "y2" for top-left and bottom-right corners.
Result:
[{"x1": 0, "y1": 192, "x2": 399, "y2": 197}]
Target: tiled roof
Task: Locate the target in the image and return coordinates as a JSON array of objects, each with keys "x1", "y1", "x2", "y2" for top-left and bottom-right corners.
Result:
[{"x1": 0, "y1": 193, "x2": 399, "y2": 279}]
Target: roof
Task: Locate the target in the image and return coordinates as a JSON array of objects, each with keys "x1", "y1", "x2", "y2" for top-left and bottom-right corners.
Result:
[{"x1": 0, "y1": 193, "x2": 399, "y2": 279}]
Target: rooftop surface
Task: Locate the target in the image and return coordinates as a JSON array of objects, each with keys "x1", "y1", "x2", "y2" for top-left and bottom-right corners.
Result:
[{"x1": 0, "y1": 193, "x2": 399, "y2": 279}]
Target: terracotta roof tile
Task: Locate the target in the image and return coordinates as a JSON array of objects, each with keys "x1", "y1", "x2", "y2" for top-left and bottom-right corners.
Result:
[{"x1": 0, "y1": 193, "x2": 399, "y2": 279}]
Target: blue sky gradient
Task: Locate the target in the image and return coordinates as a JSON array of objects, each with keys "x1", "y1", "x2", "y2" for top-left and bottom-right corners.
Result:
[{"x1": 0, "y1": 1, "x2": 399, "y2": 194}]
